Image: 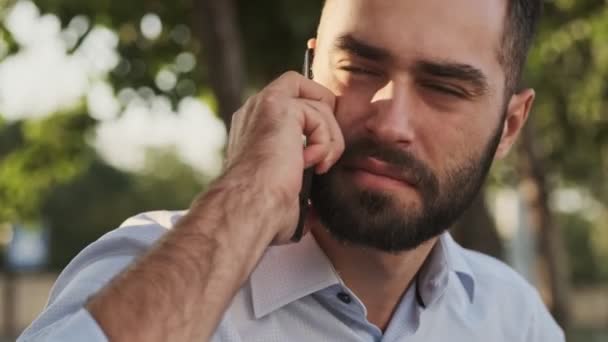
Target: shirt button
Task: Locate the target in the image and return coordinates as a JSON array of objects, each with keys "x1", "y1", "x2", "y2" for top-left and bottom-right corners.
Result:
[{"x1": 337, "y1": 292, "x2": 352, "y2": 304}]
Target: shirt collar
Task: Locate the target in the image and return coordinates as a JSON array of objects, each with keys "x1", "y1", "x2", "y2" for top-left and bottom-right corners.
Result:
[
  {"x1": 249, "y1": 232, "x2": 476, "y2": 319},
  {"x1": 416, "y1": 233, "x2": 476, "y2": 308},
  {"x1": 250, "y1": 233, "x2": 341, "y2": 319}
]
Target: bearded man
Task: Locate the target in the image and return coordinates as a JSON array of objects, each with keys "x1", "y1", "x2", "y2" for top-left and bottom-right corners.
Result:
[{"x1": 20, "y1": 0, "x2": 564, "y2": 341}]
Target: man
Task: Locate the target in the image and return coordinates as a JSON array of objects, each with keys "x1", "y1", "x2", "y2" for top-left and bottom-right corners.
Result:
[{"x1": 20, "y1": 0, "x2": 564, "y2": 341}]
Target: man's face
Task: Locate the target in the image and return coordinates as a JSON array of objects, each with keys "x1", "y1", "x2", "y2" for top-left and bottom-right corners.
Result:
[{"x1": 310, "y1": 0, "x2": 516, "y2": 252}]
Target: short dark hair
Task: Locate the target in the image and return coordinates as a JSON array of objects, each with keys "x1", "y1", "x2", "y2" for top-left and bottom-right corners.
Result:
[
  {"x1": 321, "y1": 0, "x2": 543, "y2": 95},
  {"x1": 500, "y1": 0, "x2": 543, "y2": 94}
]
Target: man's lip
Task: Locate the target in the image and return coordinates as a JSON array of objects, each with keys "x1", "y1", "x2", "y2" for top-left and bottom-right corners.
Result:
[{"x1": 346, "y1": 157, "x2": 417, "y2": 186}]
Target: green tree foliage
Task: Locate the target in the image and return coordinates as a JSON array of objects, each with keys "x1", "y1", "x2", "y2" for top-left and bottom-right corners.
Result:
[
  {"x1": 36, "y1": 0, "x2": 208, "y2": 105},
  {"x1": 0, "y1": 111, "x2": 95, "y2": 222},
  {"x1": 527, "y1": 0, "x2": 607, "y2": 194},
  {"x1": 34, "y1": 0, "x2": 324, "y2": 101},
  {"x1": 42, "y1": 151, "x2": 207, "y2": 269},
  {"x1": 524, "y1": 0, "x2": 608, "y2": 284}
]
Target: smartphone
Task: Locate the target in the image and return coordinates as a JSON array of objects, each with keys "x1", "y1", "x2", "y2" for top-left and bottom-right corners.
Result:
[{"x1": 291, "y1": 48, "x2": 315, "y2": 242}]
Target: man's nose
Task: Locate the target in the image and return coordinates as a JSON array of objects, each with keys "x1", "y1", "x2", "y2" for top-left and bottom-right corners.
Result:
[{"x1": 365, "y1": 80, "x2": 417, "y2": 146}]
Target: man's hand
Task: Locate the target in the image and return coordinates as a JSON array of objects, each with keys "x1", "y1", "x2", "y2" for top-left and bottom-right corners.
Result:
[
  {"x1": 220, "y1": 71, "x2": 344, "y2": 242},
  {"x1": 86, "y1": 72, "x2": 343, "y2": 342}
]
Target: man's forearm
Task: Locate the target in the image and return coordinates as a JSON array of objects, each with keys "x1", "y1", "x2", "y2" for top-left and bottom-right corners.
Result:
[{"x1": 87, "y1": 175, "x2": 286, "y2": 342}]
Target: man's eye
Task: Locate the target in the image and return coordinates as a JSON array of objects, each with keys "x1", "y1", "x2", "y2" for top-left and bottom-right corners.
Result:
[
  {"x1": 340, "y1": 66, "x2": 378, "y2": 76},
  {"x1": 423, "y1": 83, "x2": 467, "y2": 98}
]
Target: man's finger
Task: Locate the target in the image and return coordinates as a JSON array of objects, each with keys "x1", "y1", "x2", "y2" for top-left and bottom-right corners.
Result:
[
  {"x1": 269, "y1": 71, "x2": 336, "y2": 110},
  {"x1": 298, "y1": 99, "x2": 345, "y2": 173}
]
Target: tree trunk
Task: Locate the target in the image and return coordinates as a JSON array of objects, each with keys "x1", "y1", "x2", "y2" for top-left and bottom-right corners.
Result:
[
  {"x1": 2, "y1": 270, "x2": 16, "y2": 338},
  {"x1": 194, "y1": 0, "x2": 246, "y2": 129},
  {"x1": 452, "y1": 189, "x2": 505, "y2": 260},
  {"x1": 518, "y1": 123, "x2": 571, "y2": 328}
]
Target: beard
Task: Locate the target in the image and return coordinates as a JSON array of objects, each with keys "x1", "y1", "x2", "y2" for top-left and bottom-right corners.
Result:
[{"x1": 310, "y1": 119, "x2": 505, "y2": 253}]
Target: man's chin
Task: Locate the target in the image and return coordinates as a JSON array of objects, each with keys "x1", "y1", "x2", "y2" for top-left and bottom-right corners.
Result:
[{"x1": 353, "y1": 191, "x2": 424, "y2": 221}]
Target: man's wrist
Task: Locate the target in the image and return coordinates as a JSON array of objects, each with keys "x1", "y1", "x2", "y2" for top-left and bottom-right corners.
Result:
[{"x1": 182, "y1": 171, "x2": 292, "y2": 275}]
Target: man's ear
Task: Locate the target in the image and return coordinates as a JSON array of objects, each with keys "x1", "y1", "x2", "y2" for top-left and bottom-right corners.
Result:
[{"x1": 495, "y1": 88, "x2": 536, "y2": 159}]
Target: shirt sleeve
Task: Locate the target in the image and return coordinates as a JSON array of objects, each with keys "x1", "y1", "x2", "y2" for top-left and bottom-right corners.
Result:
[
  {"x1": 17, "y1": 222, "x2": 168, "y2": 341},
  {"x1": 18, "y1": 308, "x2": 108, "y2": 342},
  {"x1": 524, "y1": 292, "x2": 566, "y2": 342}
]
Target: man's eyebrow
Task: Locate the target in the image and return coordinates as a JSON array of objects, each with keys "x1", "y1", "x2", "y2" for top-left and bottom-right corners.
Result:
[
  {"x1": 414, "y1": 60, "x2": 490, "y2": 95},
  {"x1": 334, "y1": 34, "x2": 392, "y2": 62}
]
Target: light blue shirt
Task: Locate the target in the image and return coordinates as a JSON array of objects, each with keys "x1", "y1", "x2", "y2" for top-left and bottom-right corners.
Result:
[{"x1": 19, "y1": 211, "x2": 564, "y2": 341}]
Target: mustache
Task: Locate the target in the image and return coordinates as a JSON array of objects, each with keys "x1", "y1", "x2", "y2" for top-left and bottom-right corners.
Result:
[{"x1": 338, "y1": 138, "x2": 439, "y2": 194}]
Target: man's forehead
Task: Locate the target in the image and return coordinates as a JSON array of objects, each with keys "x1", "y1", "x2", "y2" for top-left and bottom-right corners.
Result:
[
  {"x1": 322, "y1": 0, "x2": 507, "y2": 31},
  {"x1": 319, "y1": 0, "x2": 507, "y2": 75}
]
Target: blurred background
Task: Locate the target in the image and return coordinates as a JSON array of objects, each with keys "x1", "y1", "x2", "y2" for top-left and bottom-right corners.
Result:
[{"x1": 0, "y1": 0, "x2": 606, "y2": 340}]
